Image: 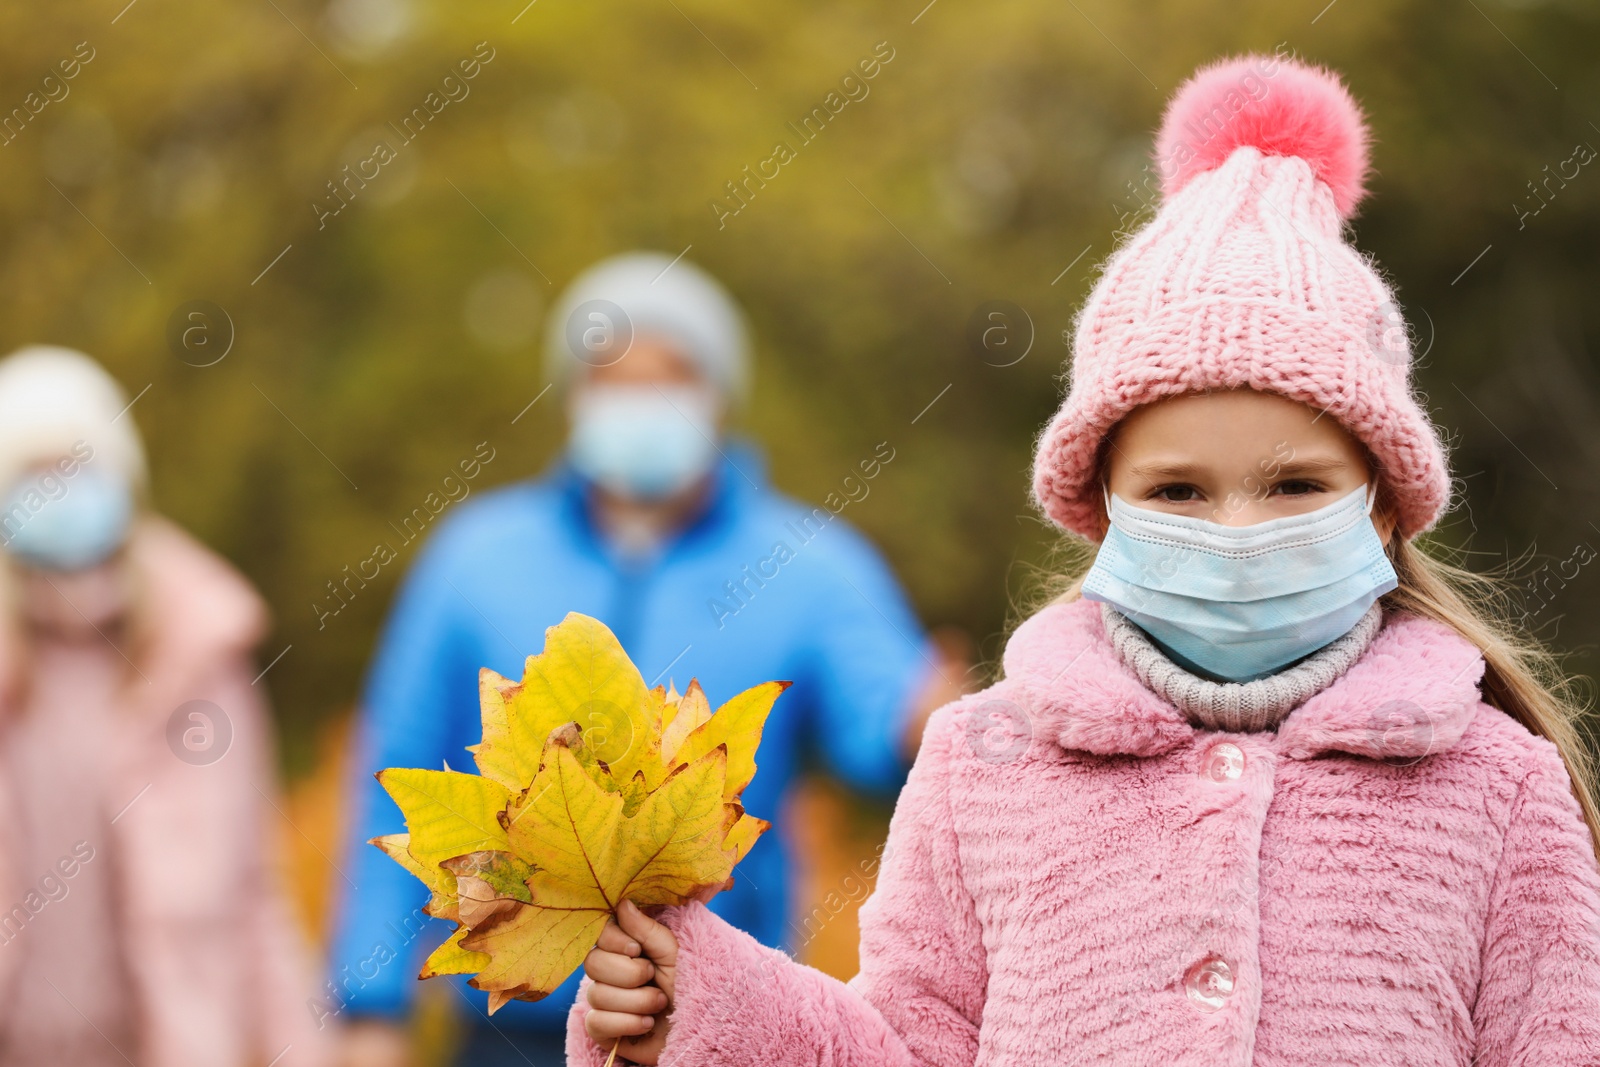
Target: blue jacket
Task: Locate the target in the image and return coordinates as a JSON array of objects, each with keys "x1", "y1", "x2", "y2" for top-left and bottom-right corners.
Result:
[{"x1": 327, "y1": 443, "x2": 928, "y2": 1031}]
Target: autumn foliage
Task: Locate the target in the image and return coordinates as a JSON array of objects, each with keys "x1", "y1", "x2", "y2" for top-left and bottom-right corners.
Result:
[{"x1": 373, "y1": 613, "x2": 784, "y2": 1012}]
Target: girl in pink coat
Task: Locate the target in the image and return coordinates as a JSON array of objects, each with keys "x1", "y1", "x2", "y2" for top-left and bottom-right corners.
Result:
[{"x1": 570, "y1": 57, "x2": 1600, "y2": 1066}]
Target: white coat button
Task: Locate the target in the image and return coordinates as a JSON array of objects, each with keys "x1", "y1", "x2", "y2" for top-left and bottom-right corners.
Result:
[
  {"x1": 1201, "y1": 742, "x2": 1245, "y2": 782},
  {"x1": 1184, "y1": 956, "x2": 1235, "y2": 1012}
]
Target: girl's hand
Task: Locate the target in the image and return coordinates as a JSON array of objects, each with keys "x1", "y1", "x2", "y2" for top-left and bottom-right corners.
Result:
[{"x1": 583, "y1": 899, "x2": 679, "y2": 1064}]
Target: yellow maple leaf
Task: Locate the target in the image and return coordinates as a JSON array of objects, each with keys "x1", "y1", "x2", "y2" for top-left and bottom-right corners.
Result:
[
  {"x1": 471, "y1": 613, "x2": 666, "y2": 802},
  {"x1": 372, "y1": 612, "x2": 785, "y2": 1013},
  {"x1": 459, "y1": 731, "x2": 746, "y2": 1008},
  {"x1": 658, "y1": 680, "x2": 712, "y2": 767},
  {"x1": 372, "y1": 768, "x2": 513, "y2": 919},
  {"x1": 666, "y1": 679, "x2": 788, "y2": 798},
  {"x1": 421, "y1": 926, "x2": 490, "y2": 978},
  {"x1": 370, "y1": 833, "x2": 458, "y2": 921}
]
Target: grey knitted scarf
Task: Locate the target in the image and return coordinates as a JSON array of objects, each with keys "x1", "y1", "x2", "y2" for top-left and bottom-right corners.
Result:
[{"x1": 1099, "y1": 602, "x2": 1385, "y2": 733}]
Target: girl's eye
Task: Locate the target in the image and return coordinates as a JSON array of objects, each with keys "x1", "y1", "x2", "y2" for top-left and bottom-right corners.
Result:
[
  {"x1": 1273, "y1": 479, "x2": 1322, "y2": 497},
  {"x1": 1154, "y1": 485, "x2": 1200, "y2": 502}
]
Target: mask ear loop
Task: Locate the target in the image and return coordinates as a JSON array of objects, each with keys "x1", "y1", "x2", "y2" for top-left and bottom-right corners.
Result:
[
  {"x1": 1364, "y1": 483, "x2": 1378, "y2": 515},
  {"x1": 1101, "y1": 479, "x2": 1113, "y2": 519}
]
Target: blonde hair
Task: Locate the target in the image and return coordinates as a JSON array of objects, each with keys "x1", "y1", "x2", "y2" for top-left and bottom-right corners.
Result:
[
  {"x1": 1384, "y1": 538, "x2": 1600, "y2": 857},
  {"x1": 1027, "y1": 534, "x2": 1600, "y2": 861}
]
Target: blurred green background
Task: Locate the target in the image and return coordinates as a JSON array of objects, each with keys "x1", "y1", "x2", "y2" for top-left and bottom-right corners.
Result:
[{"x1": 1, "y1": 0, "x2": 1596, "y2": 790}]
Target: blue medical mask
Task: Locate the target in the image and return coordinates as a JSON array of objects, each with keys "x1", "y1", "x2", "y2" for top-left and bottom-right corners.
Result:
[
  {"x1": 568, "y1": 384, "x2": 721, "y2": 500},
  {"x1": 1, "y1": 467, "x2": 134, "y2": 572},
  {"x1": 1082, "y1": 484, "x2": 1398, "y2": 682}
]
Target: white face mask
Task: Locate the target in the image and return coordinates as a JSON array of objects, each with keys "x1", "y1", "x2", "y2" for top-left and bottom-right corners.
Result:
[
  {"x1": 2, "y1": 467, "x2": 133, "y2": 572},
  {"x1": 1081, "y1": 484, "x2": 1398, "y2": 682},
  {"x1": 567, "y1": 384, "x2": 721, "y2": 500}
]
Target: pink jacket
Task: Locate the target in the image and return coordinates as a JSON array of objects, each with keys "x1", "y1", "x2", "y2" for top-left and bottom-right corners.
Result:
[
  {"x1": 569, "y1": 598, "x2": 1600, "y2": 1065},
  {"x1": 0, "y1": 520, "x2": 331, "y2": 1067}
]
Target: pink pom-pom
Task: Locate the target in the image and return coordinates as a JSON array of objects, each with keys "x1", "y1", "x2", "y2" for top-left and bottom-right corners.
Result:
[{"x1": 1154, "y1": 54, "x2": 1371, "y2": 219}]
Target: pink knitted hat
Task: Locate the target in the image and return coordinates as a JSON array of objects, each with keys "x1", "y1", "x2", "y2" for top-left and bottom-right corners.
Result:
[{"x1": 1032, "y1": 54, "x2": 1450, "y2": 541}]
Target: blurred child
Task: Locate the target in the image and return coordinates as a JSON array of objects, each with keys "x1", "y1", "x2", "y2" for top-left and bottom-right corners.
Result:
[
  {"x1": 570, "y1": 57, "x2": 1600, "y2": 1065},
  {"x1": 0, "y1": 346, "x2": 329, "y2": 1067}
]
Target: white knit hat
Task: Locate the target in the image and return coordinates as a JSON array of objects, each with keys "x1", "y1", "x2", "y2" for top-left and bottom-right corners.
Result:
[
  {"x1": 0, "y1": 346, "x2": 147, "y2": 493},
  {"x1": 543, "y1": 251, "x2": 750, "y2": 400}
]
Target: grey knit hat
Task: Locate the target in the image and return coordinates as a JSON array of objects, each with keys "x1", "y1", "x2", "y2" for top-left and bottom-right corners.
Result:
[{"x1": 543, "y1": 251, "x2": 750, "y2": 401}]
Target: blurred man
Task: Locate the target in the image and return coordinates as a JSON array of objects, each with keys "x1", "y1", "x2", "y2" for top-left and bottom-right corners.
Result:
[{"x1": 331, "y1": 252, "x2": 966, "y2": 1066}]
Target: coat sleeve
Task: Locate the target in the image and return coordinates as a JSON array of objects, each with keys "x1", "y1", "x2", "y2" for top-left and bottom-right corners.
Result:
[
  {"x1": 1472, "y1": 756, "x2": 1600, "y2": 1064},
  {"x1": 797, "y1": 519, "x2": 929, "y2": 796},
  {"x1": 566, "y1": 707, "x2": 988, "y2": 1067}
]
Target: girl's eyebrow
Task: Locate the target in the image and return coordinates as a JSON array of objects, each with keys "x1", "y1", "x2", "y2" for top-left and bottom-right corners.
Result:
[
  {"x1": 1272, "y1": 456, "x2": 1353, "y2": 476},
  {"x1": 1125, "y1": 460, "x2": 1209, "y2": 480}
]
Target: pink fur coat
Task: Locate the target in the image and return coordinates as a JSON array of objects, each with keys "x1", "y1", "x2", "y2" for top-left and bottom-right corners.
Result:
[{"x1": 568, "y1": 598, "x2": 1600, "y2": 1065}]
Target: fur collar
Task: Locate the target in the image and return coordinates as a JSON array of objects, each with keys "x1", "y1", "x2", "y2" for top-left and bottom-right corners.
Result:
[{"x1": 1000, "y1": 598, "x2": 1485, "y2": 760}]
